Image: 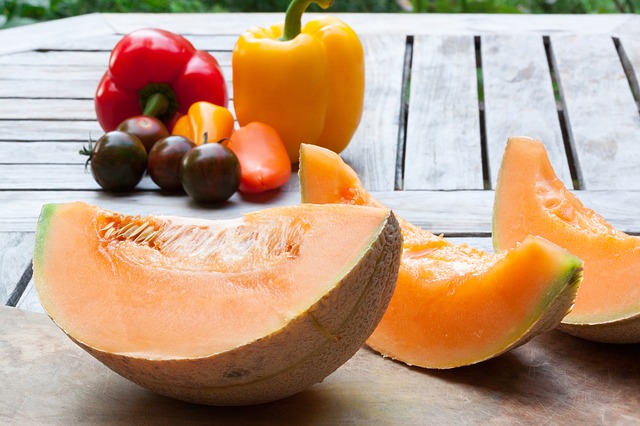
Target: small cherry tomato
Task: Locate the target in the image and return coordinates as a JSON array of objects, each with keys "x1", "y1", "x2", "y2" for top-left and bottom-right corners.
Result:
[
  {"x1": 223, "y1": 122, "x2": 291, "y2": 193},
  {"x1": 81, "y1": 131, "x2": 147, "y2": 192},
  {"x1": 147, "y1": 135, "x2": 196, "y2": 192},
  {"x1": 117, "y1": 115, "x2": 170, "y2": 152},
  {"x1": 180, "y1": 142, "x2": 241, "y2": 203}
]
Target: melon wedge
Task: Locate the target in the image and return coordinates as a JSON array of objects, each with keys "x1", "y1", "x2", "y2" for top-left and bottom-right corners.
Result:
[
  {"x1": 299, "y1": 143, "x2": 583, "y2": 369},
  {"x1": 493, "y1": 137, "x2": 640, "y2": 343},
  {"x1": 33, "y1": 202, "x2": 402, "y2": 405}
]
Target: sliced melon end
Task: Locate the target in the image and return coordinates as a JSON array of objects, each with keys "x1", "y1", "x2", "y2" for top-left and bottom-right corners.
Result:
[
  {"x1": 368, "y1": 235, "x2": 583, "y2": 369},
  {"x1": 559, "y1": 313, "x2": 640, "y2": 344},
  {"x1": 493, "y1": 136, "x2": 640, "y2": 344},
  {"x1": 34, "y1": 202, "x2": 402, "y2": 405}
]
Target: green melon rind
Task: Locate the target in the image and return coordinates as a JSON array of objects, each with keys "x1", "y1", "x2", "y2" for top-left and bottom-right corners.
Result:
[
  {"x1": 33, "y1": 203, "x2": 57, "y2": 271},
  {"x1": 487, "y1": 249, "x2": 583, "y2": 357}
]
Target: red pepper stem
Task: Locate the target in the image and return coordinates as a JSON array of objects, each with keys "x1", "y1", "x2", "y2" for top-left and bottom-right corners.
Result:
[
  {"x1": 281, "y1": 0, "x2": 334, "y2": 41},
  {"x1": 142, "y1": 93, "x2": 170, "y2": 117}
]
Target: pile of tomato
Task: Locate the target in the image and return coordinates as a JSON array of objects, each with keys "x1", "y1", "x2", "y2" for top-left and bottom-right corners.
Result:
[{"x1": 84, "y1": 29, "x2": 291, "y2": 204}]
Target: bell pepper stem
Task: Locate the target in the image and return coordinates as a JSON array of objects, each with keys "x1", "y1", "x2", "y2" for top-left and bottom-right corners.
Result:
[
  {"x1": 281, "y1": 0, "x2": 334, "y2": 41},
  {"x1": 142, "y1": 93, "x2": 170, "y2": 117}
]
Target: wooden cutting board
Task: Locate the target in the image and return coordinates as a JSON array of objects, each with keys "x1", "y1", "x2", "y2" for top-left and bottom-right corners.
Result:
[{"x1": 1, "y1": 306, "x2": 638, "y2": 424}]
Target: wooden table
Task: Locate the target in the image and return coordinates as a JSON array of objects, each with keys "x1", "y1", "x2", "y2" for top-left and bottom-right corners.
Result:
[{"x1": 1, "y1": 12, "x2": 639, "y2": 423}]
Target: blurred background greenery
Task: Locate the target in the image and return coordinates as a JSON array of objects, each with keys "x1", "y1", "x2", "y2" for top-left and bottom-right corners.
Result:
[{"x1": 1, "y1": 0, "x2": 638, "y2": 28}]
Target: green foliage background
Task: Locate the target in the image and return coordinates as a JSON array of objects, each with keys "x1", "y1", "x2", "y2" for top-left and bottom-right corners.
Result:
[{"x1": 1, "y1": 0, "x2": 638, "y2": 28}]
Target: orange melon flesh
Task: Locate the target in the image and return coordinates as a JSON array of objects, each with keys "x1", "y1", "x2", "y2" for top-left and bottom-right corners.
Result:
[
  {"x1": 299, "y1": 144, "x2": 583, "y2": 368},
  {"x1": 493, "y1": 137, "x2": 640, "y2": 343},
  {"x1": 33, "y1": 202, "x2": 402, "y2": 405}
]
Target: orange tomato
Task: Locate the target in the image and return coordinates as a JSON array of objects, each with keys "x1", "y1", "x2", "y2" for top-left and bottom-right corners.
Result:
[{"x1": 223, "y1": 122, "x2": 291, "y2": 193}]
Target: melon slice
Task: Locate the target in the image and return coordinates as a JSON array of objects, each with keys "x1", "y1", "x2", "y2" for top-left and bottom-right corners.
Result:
[
  {"x1": 33, "y1": 202, "x2": 402, "y2": 405},
  {"x1": 493, "y1": 137, "x2": 640, "y2": 343},
  {"x1": 299, "y1": 143, "x2": 583, "y2": 369}
]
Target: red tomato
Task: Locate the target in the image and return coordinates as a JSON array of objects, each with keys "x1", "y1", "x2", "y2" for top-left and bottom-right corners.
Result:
[{"x1": 223, "y1": 122, "x2": 291, "y2": 193}]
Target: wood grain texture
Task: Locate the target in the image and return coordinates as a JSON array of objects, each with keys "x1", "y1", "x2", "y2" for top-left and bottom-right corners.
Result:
[
  {"x1": 0, "y1": 14, "x2": 114, "y2": 55},
  {"x1": 340, "y1": 34, "x2": 406, "y2": 191},
  {"x1": 0, "y1": 142, "x2": 87, "y2": 164},
  {"x1": 481, "y1": 34, "x2": 571, "y2": 189},
  {"x1": 0, "y1": 120, "x2": 102, "y2": 141},
  {"x1": 0, "y1": 50, "x2": 231, "y2": 67},
  {"x1": 102, "y1": 13, "x2": 630, "y2": 36},
  {"x1": 15, "y1": 277, "x2": 44, "y2": 314},
  {"x1": 550, "y1": 34, "x2": 640, "y2": 190},
  {"x1": 618, "y1": 36, "x2": 640, "y2": 110},
  {"x1": 1, "y1": 306, "x2": 638, "y2": 423},
  {"x1": 0, "y1": 50, "x2": 110, "y2": 66},
  {"x1": 3, "y1": 189, "x2": 640, "y2": 236},
  {"x1": 0, "y1": 98, "x2": 235, "y2": 123},
  {"x1": 0, "y1": 79, "x2": 97, "y2": 99},
  {"x1": 0, "y1": 233, "x2": 34, "y2": 305},
  {"x1": 612, "y1": 15, "x2": 640, "y2": 38},
  {"x1": 0, "y1": 63, "x2": 232, "y2": 84},
  {"x1": 38, "y1": 34, "x2": 239, "y2": 52},
  {"x1": 404, "y1": 35, "x2": 483, "y2": 190},
  {"x1": 0, "y1": 99, "x2": 95, "y2": 121}
]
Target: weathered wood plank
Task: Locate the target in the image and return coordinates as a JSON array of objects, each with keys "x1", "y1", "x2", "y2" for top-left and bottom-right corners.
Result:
[
  {"x1": 0, "y1": 233, "x2": 34, "y2": 305},
  {"x1": 102, "y1": 13, "x2": 630, "y2": 37},
  {"x1": 617, "y1": 36, "x2": 640, "y2": 110},
  {"x1": 0, "y1": 99, "x2": 95, "y2": 121},
  {"x1": 481, "y1": 34, "x2": 571, "y2": 189},
  {"x1": 404, "y1": 35, "x2": 483, "y2": 190},
  {"x1": 37, "y1": 34, "x2": 238, "y2": 52},
  {"x1": 3, "y1": 189, "x2": 640, "y2": 235},
  {"x1": 340, "y1": 34, "x2": 406, "y2": 191},
  {"x1": 0, "y1": 190, "x2": 303, "y2": 233},
  {"x1": 16, "y1": 276, "x2": 44, "y2": 314},
  {"x1": 612, "y1": 15, "x2": 640, "y2": 39},
  {"x1": 0, "y1": 64, "x2": 232, "y2": 84},
  {"x1": 0, "y1": 79, "x2": 98, "y2": 99},
  {"x1": 0, "y1": 14, "x2": 114, "y2": 55},
  {"x1": 0, "y1": 77, "x2": 234, "y2": 101},
  {"x1": 0, "y1": 51, "x2": 109, "y2": 66},
  {"x1": 2, "y1": 306, "x2": 639, "y2": 423},
  {"x1": 550, "y1": 34, "x2": 640, "y2": 190},
  {"x1": 0, "y1": 165, "x2": 159, "y2": 190},
  {"x1": 0, "y1": 142, "x2": 87, "y2": 164},
  {"x1": 0, "y1": 121, "x2": 102, "y2": 141},
  {"x1": 0, "y1": 99, "x2": 235, "y2": 123},
  {"x1": 0, "y1": 50, "x2": 232, "y2": 68}
]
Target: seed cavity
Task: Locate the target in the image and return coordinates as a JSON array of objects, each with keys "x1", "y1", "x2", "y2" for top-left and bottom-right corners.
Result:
[{"x1": 99, "y1": 214, "x2": 161, "y2": 248}]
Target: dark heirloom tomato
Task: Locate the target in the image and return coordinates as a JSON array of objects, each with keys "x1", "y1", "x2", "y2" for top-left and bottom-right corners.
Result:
[
  {"x1": 147, "y1": 136, "x2": 195, "y2": 192},
  {"x1": 117, "y1": 115, "x2": 170, "y2": 153},
  {"x1": 179, "y1": 143, "x2": 241, "y2": 203},
  {"x1": 82, "y1": 131, "x2": 147, "y2": 192}
]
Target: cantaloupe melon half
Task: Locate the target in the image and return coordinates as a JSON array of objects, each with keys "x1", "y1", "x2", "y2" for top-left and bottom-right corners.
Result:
[
  {"x1": 493, "y1": 137, "x2": 640, "y2": 343},
  {"x1": 33, "y1": 202, "x2": 402, "y2": 405},
  {"x1": 299, "y1": 143, "x2": 583, "y2": 369}
]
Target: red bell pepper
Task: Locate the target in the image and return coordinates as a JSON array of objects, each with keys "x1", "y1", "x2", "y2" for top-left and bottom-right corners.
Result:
[{"x1": 95, "y1": 28, "x2": 228, "y2": 132}]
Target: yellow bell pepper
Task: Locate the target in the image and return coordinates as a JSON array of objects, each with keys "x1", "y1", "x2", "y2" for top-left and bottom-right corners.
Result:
[
  {"x1": 172, "y1": 101, "x2": 235, "y2": 145},
  {"x1": 232, "y1": 0, "x2": 364, "y2": 163}
]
